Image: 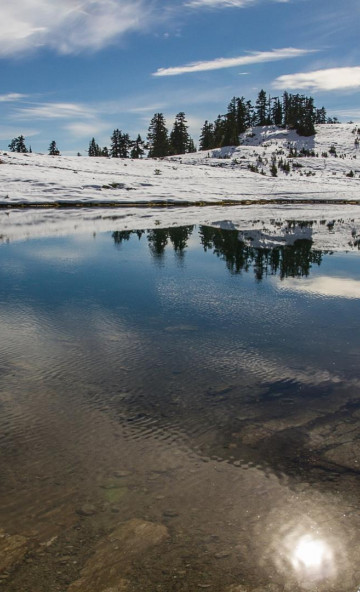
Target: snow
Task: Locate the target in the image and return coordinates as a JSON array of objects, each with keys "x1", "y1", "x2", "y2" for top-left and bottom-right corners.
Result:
[{"x1": 0, "y1": 124, "x2": 359, "y2": 206}]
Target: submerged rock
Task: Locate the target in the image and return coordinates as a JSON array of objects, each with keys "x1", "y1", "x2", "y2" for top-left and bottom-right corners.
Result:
[
  {"x1": 68, "y1": 519, "x2": 169, "y2": 592},
  {"x1": 0, "y1": 529, "x2": 29, "y2": 573},
  {"x1": 113, "y1": 471, "x2": 132, "y2": 479},
  {"x1": 76, "y1": 504, "x2": 97, "y2": 517}
]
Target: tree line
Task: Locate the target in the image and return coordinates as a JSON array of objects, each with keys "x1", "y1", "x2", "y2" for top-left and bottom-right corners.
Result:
[
  {"x1": 88, "y1": 111, "x2": 196, "y2": 159},
  {"x1": 199, "y1": 90, "x2": 330, "y2": 150},
  {"x1": 7, "y1": 89, "x2": 337, "y2": 158}
]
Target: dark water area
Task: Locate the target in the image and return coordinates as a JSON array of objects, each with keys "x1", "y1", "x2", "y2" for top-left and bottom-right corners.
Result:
[{"x1": 0, "y1": 223, "x2": 360, "y2": 592}]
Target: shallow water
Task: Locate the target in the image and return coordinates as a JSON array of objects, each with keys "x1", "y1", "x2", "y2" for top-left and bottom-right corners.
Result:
[{"x1": 0, "y1": 221, "x2": 360, "y2": 592}]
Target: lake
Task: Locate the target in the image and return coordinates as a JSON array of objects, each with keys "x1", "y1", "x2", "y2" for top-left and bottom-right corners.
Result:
[{"x1": 0, "y1": 215, "x2": 360, "y2": 592}]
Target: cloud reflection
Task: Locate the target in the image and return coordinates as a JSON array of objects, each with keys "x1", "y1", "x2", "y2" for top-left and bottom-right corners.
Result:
[{"x1": 280, "y1": 276, "x2": 360, "y2": 299}]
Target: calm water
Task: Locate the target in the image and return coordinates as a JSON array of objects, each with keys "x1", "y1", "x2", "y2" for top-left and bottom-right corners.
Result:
[{"x1": 0, "y1": 222, "x2": 360, "y2": 592}]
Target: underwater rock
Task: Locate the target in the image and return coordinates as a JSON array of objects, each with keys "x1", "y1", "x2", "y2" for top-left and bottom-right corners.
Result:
[
  {"x1": 0, "y1": 529, "x2": 29, "y2": 573},
  {"x1": 68, "y1": 519, "x2": 169, "y2": 592}
]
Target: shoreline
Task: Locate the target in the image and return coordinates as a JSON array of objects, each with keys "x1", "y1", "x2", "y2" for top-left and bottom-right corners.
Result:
[{"x1": 1, "y1": 198, "x2": 360, "y2": 209}]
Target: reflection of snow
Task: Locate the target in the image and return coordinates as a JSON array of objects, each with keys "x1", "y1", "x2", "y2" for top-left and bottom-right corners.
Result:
[{"x1": 279, "y1": 276, "x2": 360, "y2": 299}]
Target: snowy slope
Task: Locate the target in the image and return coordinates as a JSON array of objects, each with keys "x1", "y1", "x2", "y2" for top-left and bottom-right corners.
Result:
[{"x1": 0, "y1": 124, "x2": 359, "y2": 205}]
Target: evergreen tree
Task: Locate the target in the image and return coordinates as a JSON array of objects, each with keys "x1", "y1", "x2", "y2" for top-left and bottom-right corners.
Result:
[
  {"x1": 255, "y1": 90, "x2": 268, "y2": 126},
  {"x1": 297, "y1": 97, "x2": 316, "y2": 136},
  {"x1": 130, "y1": 134, "x2": 145, "y2": 159},
  {"x1": 147, "y1": 113, "x2": 169, "y2": 158},
  {"x1": 199, "y1": 121, "x2": 215, "y2": 151},
  {"x1": 213, "y1": 114, "x2": 226, "y2": 148},
  {"x1": 8, "y1": 135, "x2": 28, "y2": 153},
  {"x1": 315, "y1": 107, "x2": 327, "y2": 124},
  {"x1": 118, "y1": 132, "x2": 130, "y2": 158},
  {"x1": 49, "y1": 140, "x2": 60, "y2": 155},
  {"x1": 272, "y1": 98, "x2": 283, "y2": 126},
  {"x1": 187, "y1": 138, "x2": 197, "y2": 153},
  {"x1": 88, "y1": 137, "x2": 101, "y2": 157},
  {"x1": 110, "y1": 129, "x2": 122, "y2": 158},
  {"x1": 102, "y1": 146, "x2": 109, "y2": 157},
  {"x1": 236, "y1": 97, "x2": 248, "y2": 134},
  {"x1": 170, "y1": 112, "x2": 190, "y2": 155},
  {"x1": 222, "y1": 98, "x2": 240, "y2": 146},
  {"x1": 245, "y1": 100, "x2": 255, "y2": 128}
]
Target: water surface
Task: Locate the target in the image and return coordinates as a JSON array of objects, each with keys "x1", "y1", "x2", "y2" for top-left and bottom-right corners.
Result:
[{"x1": 0, "y1": 221, "x2": 360, "y2": 592}]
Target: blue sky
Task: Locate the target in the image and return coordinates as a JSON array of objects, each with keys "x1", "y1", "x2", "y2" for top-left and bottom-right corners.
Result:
[{"x1": 0, "y1": 0, "x2": 359, "y2": 154}]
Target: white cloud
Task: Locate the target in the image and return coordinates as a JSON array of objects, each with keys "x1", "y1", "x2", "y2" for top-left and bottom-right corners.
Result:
[
  {"x1": 273, "y1": 67, "x2": 360, "y2": 91},
  {"x1": 0, "y1": 93, "x2": 27, "y2": 102},
  {"x1": 0, "y1": 0, "x2": 150, "y2": 56},
  {"x1": 13, "y1": 102, "x2": 95, "y2": 120},
  {"x1": 185, "y1": 0, "x2": 289, "y2": 7},
  {"x1": 153, "y1": 47, "x2": 315, "y2": 77}
]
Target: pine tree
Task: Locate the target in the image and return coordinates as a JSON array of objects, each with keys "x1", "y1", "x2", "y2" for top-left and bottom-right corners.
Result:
[
  {"x1": 88, "y1": 137, "x2": 101, "y2": 157},
  {"x1": 49, "y1": 140, "x2": 60, "y2": 155},
  {"x1": 272, "y1": 98, "x2": 283, "y2": 126},
  {"x1": 315, "y1": 106, "x2": 327, "y2": 124},
  {"x1": 17, "y1": 135, "x2": 27, "y2": 153},
  {"x1": 187, "y1": 138, "x2": 196, "y2": 153},
  {"x1": 245, "y1": 100, "x2": 255, "y2": 128},
  {"x1": 118, "y1": 133, "x2": 130, "y2": 158},
  {"x1": 222, "y1": 98, "x2": 240, "y2": 146},
  {"x1": 236, "y1": 97, "x2": 248, "y2": 134},
  {"x1": 297, "y1": 97, "x2": 316, "y2": 136},
  {"x1": 199, "y1": 121, "x2": 215, "y2": 151},
  {"x1": 170, "y1": 112, "x2": 190, "y2": 155},
  {"x1": 130, "y1": 134, "x2": 145, "y2": 159},
  {"x1": 147, "y1": 113, "x2": 169, "y2": 158},
  {"x1": 255, "y1": 90, "x2": 268, "y2": 126},
  {"x1": 213, "y1": 115, "x2": 226, "y2": 148},
  {"x1": 8, "y1": 135, "x2": 28, "y2": 153},
  {"x1": 110, "y1": 129, "x2": 122, "y2": 158},
  {"x1": 102, "y1": 146, "x2": 109, "y2": 157}
]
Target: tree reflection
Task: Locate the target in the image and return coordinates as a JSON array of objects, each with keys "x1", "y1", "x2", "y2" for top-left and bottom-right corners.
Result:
[
  {"x1": 199, "y1": 226, "x2": 323, "y2": 279},
  {"x1": 112, "y1": 225, "x2": 324, "y2": 278},
  {"x1": 112, "y1": 226, "x2": 194, "y2": 259}
]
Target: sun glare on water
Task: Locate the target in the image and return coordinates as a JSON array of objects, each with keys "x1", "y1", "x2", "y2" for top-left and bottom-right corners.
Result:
[{"x1": 291, "y1": 534, "x2": 334, "y2": 578}]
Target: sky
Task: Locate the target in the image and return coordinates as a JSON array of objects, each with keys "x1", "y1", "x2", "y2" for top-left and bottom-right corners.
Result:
[{"x1": 0, "y1": 0, "x2": 359, "y2": 154}]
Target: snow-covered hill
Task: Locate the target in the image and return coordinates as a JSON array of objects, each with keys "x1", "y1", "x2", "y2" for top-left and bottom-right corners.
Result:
[{"x1": 0, "y1": 124, "x2": 359, "y2": 205}]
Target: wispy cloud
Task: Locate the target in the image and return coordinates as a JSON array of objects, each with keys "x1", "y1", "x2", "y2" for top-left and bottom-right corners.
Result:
[
  {"x1": 65, "y1": 121, "x2": 110, "y2": 137},
  {"x1": 13, "y1": 102, "x2": 95, "y2": 120},
  {"x1": 0, "y1": 93, "x2": 27, "y2": 102},
  {"x1": 153, "y1": 47, "x2": 315, "y2": 77},
  {"x1": 273, "y1": 66, "x2": 360, "y2": 91},
  {"x1": 0, "y1": 0, "x2": 151, "y2": 57},
  {"x1": 0, "y1": 126, "x2": 39, "y2": 141},
  {"x1": 185, "y1": 0, "x2": 288, "y2": 7}
]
